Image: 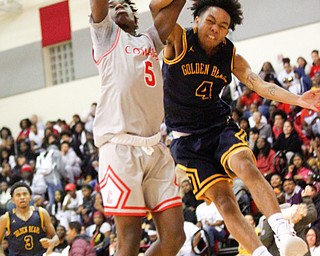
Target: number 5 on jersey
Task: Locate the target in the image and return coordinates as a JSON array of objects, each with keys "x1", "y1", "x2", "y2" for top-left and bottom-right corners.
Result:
[{"x1": 144, "y1": 60, "x2": 156, "y2": 87}]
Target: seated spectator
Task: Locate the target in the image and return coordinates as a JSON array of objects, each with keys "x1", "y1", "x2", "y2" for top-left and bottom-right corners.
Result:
[
  {"x1": 0, "y1": 127, "x2": 15, "y2": 156},
  {"x1": 238, "y1": 117, "x2": 250, "y2": 136},
  {"x1": 310, "y1": 50, "x2": 320, "y2": 79},
  {"x1": 282, "y1": 178, "x2": 302, "y2": 205},
  {"x1": 251, "y1": 111, "x2": 272, "y2": 145},
  {"x1": 248, "y1": 127, "x2": 259, "y2": 150},
  {"x1": 53, "y1": 224, "x2": 69, "y2": 254},
  {"x1": 258, "y1": 61, "x2": 277, "y2": 81},
  {"x1": 181, "y1": 179, "x2": 203, "y2": 225},
  {"x1": 273, "y1": 120, "x2": 302, "y2": 164},
  {"x1": 252, "y1": 137, "x2": 276, "y2": 180},
  {"x1": 86, "y1": 211, "x2": 111, "y2": 256},
  {"x1": 46, "y1": 190, "x2": 65, "y2": 228},
  {"x1": 269, "y1": 174, "x2": 285, "y2": 203},
  {"x1": 16, "y1": 118, "x2": 32, "y2": 144},
  {"x1": 0, "y1": 181, "x2": 11, "y2": 214},
  {"x1": 66, "y1": 221, "x2": 96, "y2": 256},
  {"x1": 271, "y1": 110, "x2": 287, "y2": 140},
  {"x1": 277, "y1": 57, "x2": 296, "y2": 87},
  {"x1": 62, "y1": 183, "x2": 82, "y2": 229},
  {"x1": 0, "y1": 162, "x2": 20, "y2": 186},
  {"x1": 285, "y1": 153, "x2": 314, "y2": 188},
  {"x1": 196, "y1": 199, "x2": 227, "y2": 254},
  {"x1": 306, "y1": 227, "x2": 320, "y2": 256},
  {"x1": 236, "y1": 87, "x2": 262, "y2": 118},
  {"x1": 260, "y1": 185, "x2": 317, "y2": 256},
  {"x1": 28, "y1": 124, "x2": 44, "y2": 155},
  {"x1": 60, "y1": 141, "x2": 82, "y2": 184},
  {"x1": 78, "y1": 184, "x2": 95, "y2": 226}
]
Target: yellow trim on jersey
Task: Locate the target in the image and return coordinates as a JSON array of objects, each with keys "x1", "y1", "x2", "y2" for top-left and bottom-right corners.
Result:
[
  {"x1": 38, "y1": 207, "x2": 45, "y2": 231},
  {"x1": 5, "y1": 212, "x2": 10, "y2": 235},
  {"x1": 163, "y1": 27, "x2": 188, "y2": 65},
  {"x1": 231, "y1": 46, "x2": 236, "y2": 71},
  {"x1": 196, "y1": 177, "x2": 233, "y2": 201}
]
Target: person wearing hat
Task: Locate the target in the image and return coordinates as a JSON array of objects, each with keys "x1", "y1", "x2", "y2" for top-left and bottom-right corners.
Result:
[{"x1": 61, "y1": 183, "x2": 81, "y2": 229}]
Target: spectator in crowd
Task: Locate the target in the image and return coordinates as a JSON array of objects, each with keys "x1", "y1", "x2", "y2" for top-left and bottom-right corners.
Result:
[
  {"x1": 306, "y1": 227, "x2": 320, "y2": 256},
  {"x1": 36, "y1": 133, "x2": 67, "y2": 206},
  {"x1": 17, "y1": 141, "x2": 36, "y2": 163},
  {"x1": 271, "y1": 110, "x2": 287, "y2": 140},
  {"x1": 295, "y1": 56, "x2": 312, "y2": 92},
  {"x1": 269, "y1": 174, "x2": 285, "y2": 203},
  {"x1": 62, "y1": 183, "x2": 82, "y2": 229},
  {"x1": 252, "y1": 137, "x2": 276, "y2": 180},
  {"x1": 0, "y1": 163, "x2": 20, "y2": 187},
  {"x1": 78, "y1": 184, "x2": 95, "y2": 226},
  {"x1": 29, "y1": 124, "x2": 45, "y2": 155},
  {"x1": 0, "y1": 127, "x2": 15, "y2": 156},
  {"x1": 16, "y1": 118, "x2": 32, "y2": 144},
  {"x1": 251, "y1": 111, "x2": 273, "y2": 145},
  {"x1": 282, "y1": 178, "x2": 303, "y2": 205},
  {"x1": 308, "y1": 184, "x2": 320, "y2": 232},
  {"x1": 196, "y1": 199, "x2": 227, "y2": 254},
  {"x1": 236, "y1": 87, "x2": 262, "y2": 118},
  {"x1": 0, "y1": 181, "x2": 10, "y2": 214},
  {"x1": 310, "y1": 50, "x2": 320, "y2": 78},
  {"x1": 277, "y1": 58, "x2": 296, "y2": 87},
  {"x1": 30, "y1": 114, "x2": 45, "y2": 133},
  {"x1": 248, "y1": 127, "x2": 259, "y2": 150},
  {"x1": 258, "y1": 61, "x2": 277, "y2": 81},
  {"x1": 86, "y1": 210, "x2": 111, "y2": 252},
  {"x1": 53, "y1": 224, "x2": 69, "y2": 254},
  {"x1": 260, "y1": 185, "x2": 317, "y2": 256},
  {"x1": 60, "y1": 141, "x2": 82, "y2": 184},
  {"x1": 285, "y1": 153, "x2": 314, "y2": 188},
  {"x1": 60, "y1": 130, "x2": 84, "y2": 162},
  {"x1": 66, "y1": 221, "x2": 96, "y2": 256},
  {"x1": 82, "y1": 103, "x2": 97, "y2": 133},
  {"x1": 181, "y1": 179, "x2": 203, "y2": 225},
  {"x1": 273, "y1": 120, "x2": 302, "y2": 164},
  {"x1": 46, "y1": 190, "x2": 65, "y2": 228}
]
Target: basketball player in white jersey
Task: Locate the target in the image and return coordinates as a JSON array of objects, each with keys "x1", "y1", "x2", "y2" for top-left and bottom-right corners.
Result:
[{"x1": 89, "y1": 0, "x2": 186, "y2": 255}]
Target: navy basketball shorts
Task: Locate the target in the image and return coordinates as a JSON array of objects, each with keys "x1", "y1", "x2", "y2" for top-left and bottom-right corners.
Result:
[{"x1": 170, "y1": 121, "x2": 255, "y2": 200}]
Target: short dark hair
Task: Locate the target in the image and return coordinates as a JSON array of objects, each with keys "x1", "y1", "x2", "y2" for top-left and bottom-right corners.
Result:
[
  {"x1": 68, "y1": 221, "x2": 82, "y2": 234},
  {"x1": 191, "y1": 0, "x2": 243, "y2": 31},
  {"x1": 10, "y1": 182, "x2": 32, "y2": 197}
]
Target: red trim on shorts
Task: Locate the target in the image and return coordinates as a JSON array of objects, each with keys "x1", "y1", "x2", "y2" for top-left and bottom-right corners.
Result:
[
  {"x1": 151, "y1": 196, "x2": 182, "y2": 212},
  {"x1": 104, "y1": 211, "x2": 147, "y2": 217}
]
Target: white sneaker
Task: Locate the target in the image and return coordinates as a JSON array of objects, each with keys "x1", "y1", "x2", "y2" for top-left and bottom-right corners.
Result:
[{"x1": 275, "y1": 233, "x2": 308, "y2": 256}]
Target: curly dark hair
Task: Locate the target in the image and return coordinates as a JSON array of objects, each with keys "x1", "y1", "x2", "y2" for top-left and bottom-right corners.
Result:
[
  {"x1": 10, "y1": 182, "x2": 32, "y2": 197},
  {"x1": 191, "y1": 0, "x2": 243, "y2": 31},
  {"x1": 125, "y1": 0, "x2": 139, "y2": 32}
]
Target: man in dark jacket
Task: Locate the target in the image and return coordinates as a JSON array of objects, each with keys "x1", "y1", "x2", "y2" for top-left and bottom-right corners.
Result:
[{"x1": 67, "y1": 221, "x2": 96, "y2": 256}]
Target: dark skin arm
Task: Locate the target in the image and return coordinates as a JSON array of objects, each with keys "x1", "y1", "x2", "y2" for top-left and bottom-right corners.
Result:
[
  {"x1": 149, "y1": 0, "x2": 186, "y2": 43},
  {"x1": 90, "y1": 0, "x2": 108, "y2": 23}
]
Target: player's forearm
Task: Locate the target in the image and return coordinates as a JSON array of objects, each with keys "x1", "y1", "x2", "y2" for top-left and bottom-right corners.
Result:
[
  {"x1": 50, "y1": 234, "x2": 60, "y2": 247},
  {"x1": 149, "y1": 0, "x2": 174, "y2": 18},
  {"x1": 247, "y1": 72, "x2": 299, "y2": 106}
]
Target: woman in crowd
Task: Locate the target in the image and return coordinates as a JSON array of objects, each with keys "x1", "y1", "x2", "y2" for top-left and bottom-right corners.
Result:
[{"x1": 306, "y1": 227, "x2": 320, "y2": 256}]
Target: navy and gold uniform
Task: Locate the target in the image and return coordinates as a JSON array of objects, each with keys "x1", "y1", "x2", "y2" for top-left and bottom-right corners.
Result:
[
  {"x1": 6, "y1": 207, "x2": 46, "y2": 256},
  {"x1": 163, "y1": 28, "x2": 255, "y2": 199}
]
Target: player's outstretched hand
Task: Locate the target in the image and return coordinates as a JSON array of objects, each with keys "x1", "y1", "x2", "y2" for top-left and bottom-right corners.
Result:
[{"x1": 297, "y1": 88, "x2": 320, "y2": 111}]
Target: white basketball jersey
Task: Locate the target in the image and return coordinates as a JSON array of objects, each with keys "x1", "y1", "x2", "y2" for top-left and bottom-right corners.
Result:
[{"x1": 90, "y1": 16, "x2": 164, "y2": 147}]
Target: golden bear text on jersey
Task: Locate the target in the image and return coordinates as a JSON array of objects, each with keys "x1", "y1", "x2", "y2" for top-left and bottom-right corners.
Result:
[
  {"x1": 181, "y1": 63, "x2": 227, "y2": 83},
  {"x1": 13, "y1": 226, "x2": 40, "y2": 237}
]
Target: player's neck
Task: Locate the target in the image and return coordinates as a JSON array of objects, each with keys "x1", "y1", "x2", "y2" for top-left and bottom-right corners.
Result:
[{"x1": 16, "y1": 206, "x2": 32, "y2": 220}]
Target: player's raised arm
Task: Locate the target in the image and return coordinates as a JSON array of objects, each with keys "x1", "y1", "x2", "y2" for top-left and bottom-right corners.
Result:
[
  {"x1": 232, "y1": 53, "x2": 320, "y2": 112},
  {"x1": 90, "y1": 0, "x2": 109, "y2": 23},
  {"x1": 149, "y1": 0, "x2": 186, "y2": 43}
]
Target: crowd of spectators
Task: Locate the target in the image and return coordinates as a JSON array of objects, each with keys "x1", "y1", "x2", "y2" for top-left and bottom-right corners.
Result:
[{"x1": 0, "y1": 50, "x2": 320, "y2": 255}]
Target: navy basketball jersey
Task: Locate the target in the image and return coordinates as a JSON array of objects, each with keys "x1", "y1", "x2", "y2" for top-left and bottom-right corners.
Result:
[
  {"x1": 6, "y1": 207, "x2": 46, "y2": 256},
  {"x1": 163, "y1": 27, "x2": 235, "y2": 133}
]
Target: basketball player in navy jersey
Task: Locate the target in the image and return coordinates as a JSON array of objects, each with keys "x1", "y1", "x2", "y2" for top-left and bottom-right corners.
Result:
[
  {"x1": 89, "y1": 0, "x2": 186, "y2": 255},
  {"x1": 161, "y1": 0, "x2": 320, "y2": 255},
  {"x1": 0, "y1": 182, "x2": 58, "y2": 256}
]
